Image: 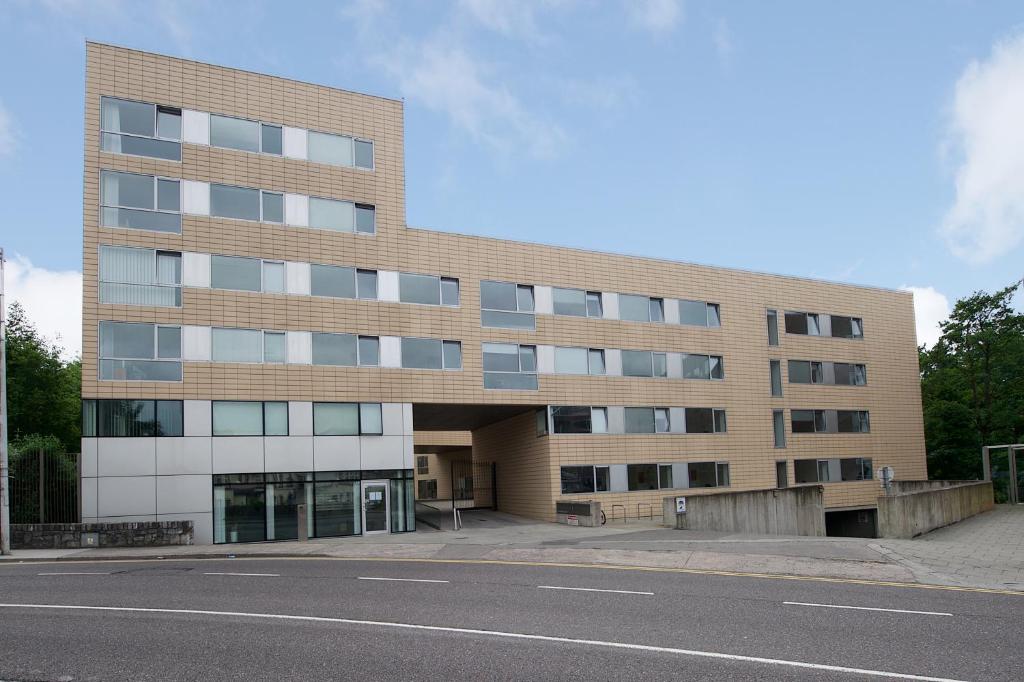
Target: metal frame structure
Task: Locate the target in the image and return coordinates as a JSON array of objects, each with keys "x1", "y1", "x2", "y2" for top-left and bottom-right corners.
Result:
[{"x1": 982, "y1": 444, "x2": 1024, "y2": 504}]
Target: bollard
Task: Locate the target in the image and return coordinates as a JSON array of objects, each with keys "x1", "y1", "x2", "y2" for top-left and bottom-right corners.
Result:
[{"x1": 297, "y1": 503, "x2": 308, "y2": 541}]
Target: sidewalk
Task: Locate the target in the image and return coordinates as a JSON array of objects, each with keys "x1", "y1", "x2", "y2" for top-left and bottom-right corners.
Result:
[{"x1": 4, "y1": 507, "x2": 1023, "y2": 592}]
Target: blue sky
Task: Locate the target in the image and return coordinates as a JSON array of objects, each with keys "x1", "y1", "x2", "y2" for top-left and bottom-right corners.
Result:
[{"x1": 1, "y1": 0, "x2": 1023, "y2": 356}]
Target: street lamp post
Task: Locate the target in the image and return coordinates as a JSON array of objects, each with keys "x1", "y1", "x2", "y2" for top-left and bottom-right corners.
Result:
[{"x1": 0, "y1": 247, "x2": 10, "y2": 554}]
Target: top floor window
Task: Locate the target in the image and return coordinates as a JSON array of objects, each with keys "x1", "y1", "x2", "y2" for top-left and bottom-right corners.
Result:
[
  {"x1": 785, "y1": 311, "x2": 820, "y2": 336},
  {"x1": 830, "y1": 315, "x2": 864, "y2": 339},
  {"x1": 308, "y1": 130, "x2": 374, "y2": 170},
  {"x1": 480, "y1": 281, "x2": 535, "y2": 329},
  {"x1": 553, "y1": 288, "x2": 604, "y2": 318},
  {"x1": 619, "y1": 294, "x2": 664, "y2": 323},
  {"x1": 679, "y1": 300, "x2": 721, "y2": 327},
  {"x1": 101, "y1": 96, "x2": 181, "y2": 161},
  {"x1": 210, "y1": 114, "x2": 282, "y2": 156}
]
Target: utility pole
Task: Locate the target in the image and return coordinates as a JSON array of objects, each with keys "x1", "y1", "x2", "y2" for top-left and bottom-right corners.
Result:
[{"x1": 1, "y1": 247, "x2": 10, "y2": 554}]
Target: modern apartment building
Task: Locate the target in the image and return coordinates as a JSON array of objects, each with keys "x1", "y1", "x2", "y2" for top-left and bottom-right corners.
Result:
[{"x1": 81, "y1": 43, "x2": 927, "y2": 544}]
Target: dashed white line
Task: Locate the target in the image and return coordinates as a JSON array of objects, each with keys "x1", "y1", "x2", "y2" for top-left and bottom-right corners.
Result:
[
  {"x1": 204, "y1": 572, "x2": 280, "y2": 577},
  {"x1": 36, "y1": 572, "x2": 110, "y2": 576},
  {"x1": 0, "y1": 603, "x2": 967, "y2": 681},
  {"x1": 783, "y1": 602, "x2": 953, "y2": 617},
  {"x1": 538, "y1": 585, "x2": 654, "y2": 596},
  {"x1": 357, "y1": 577, "x2": 450, "y2": 584}
]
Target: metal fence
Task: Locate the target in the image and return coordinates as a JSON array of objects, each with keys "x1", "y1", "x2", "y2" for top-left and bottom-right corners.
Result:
[{"x1": 9, "y1": 448, "x2": 79, "y2": 524}]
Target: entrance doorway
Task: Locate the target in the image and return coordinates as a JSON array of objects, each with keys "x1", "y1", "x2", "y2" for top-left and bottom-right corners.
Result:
[{"x1": 362, "y1": 480, "x2": 390, "y2": 534}]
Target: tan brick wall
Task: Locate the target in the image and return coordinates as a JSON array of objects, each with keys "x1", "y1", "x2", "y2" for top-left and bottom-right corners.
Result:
[{"x1": 473, "y1": 412, "x2": 554, "y2": 520}]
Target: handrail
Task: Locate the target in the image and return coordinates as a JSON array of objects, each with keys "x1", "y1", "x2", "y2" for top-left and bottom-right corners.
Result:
[
  {"x1": 611, "y1": 504, "x2": 626, "y2": 523},
  {"x1": 637, "y1": 502, "x2": 653, "y2": 520}
]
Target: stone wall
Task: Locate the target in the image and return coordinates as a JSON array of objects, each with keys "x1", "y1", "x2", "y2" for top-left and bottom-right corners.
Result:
[
  {"x1": 877, "y1": 481, "x2": 994, "y2": 539},
  {"x1": 11, "y1": 521, "x2": 194, "y2": 549},
  {"x1": 663, "y1": 486, "x2": 826, "y2": 536}
]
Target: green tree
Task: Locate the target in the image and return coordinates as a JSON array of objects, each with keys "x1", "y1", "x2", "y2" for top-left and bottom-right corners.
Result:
[
  {"x1": 5, "y1": 302, "x2": 82, "y2": 452},
  {"x1": 920, "y1": 282, "x2": 1024, "y2": 484}
]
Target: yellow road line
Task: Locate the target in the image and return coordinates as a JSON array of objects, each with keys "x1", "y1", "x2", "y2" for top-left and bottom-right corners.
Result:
[{"x1": 1, "y1": 554, "x2": 1021, "y2": 596}]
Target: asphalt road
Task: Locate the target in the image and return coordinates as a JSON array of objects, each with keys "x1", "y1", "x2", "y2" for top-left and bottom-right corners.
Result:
[{"x1": 0, "y1": 557, "x2": 1021, "y2": 681}]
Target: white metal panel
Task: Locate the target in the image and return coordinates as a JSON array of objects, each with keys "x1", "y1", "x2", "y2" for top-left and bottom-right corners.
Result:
[
  {"x1": 181, "y1": 110, "x2": 210, "y2": 145},
  {"x1": 403, "y1": 436, "x2": 415, "y2": 469},
  {"x1": 667, "y1": 353, "x2": 683, "y2": 379},
  {"x1": 81, "y1": 477, "x2": 98, "y2": 518},
  {"x1": 282, "y1": 126, "x2": 308, "y2": 159},
  {"x1": 380, "y1": 336, "x2": 402, "y2": 368},
  {"x1": 603, "y1": 292, "x2": 619, "y2": 320},
  {"x1": 665, "y1": 299, "x2": 681, "y2": 325},
  {"x1": 609, "y1": 464, "x2": 628, "y2": 492},
  {"x1": 360, "y1": 436, "x2": 404, "y2": 470},
  {"x1": 819, "y1": 315, "x2": 833, "y2": 338},
  {"x1": 285, "y1": 193, "x2": 309, "y2": 227},
  {"x1": 672, "y1": 463, "x2": 690, "y2": 488},
  {"x1": 212, "y1": 437, "x2": 265, "y2": 474},
  {"x1": 605, "y1": 348, "x2": 622, "y2": 376},
  {"x1": 81, "y1": 438, "x2": 98, "y2": 478},
  {"x1": 181, "y1": 252, "x2": 211, "y2": 288},
  {"x1": 289, "y1": 402, "x2": 314, "y2": 436},
  {"x1": 402, "y1": 403, "x2": 414, "y2": 435},
  {"x1": 97, "y1": 476, "x2": 156, "y2": 517},
  {"x1": 265, "y1": 436, "x2": 313, "y2": 472},
  {"x1": 182, "y1": 326, "x2": 211, "y2": 362},
  {"x1": 184, "y1": 400, "x2": 212, "y2": 437},
  {"x1": 313, "y1": 436, "x2": 360, "y2": 471},
  {"x1": 157, "y1": 436, "x2": 212, "y2": 474},
  {"x1": 377, "y1": 271, "x2": 400, "y2": 302},
  {"x1": 156, "y1": 475, "x2": 213, "y2": 514},
  {"x1": 286, "y1": 261, "x2": 311, "y2": 296},
  {"x1": 381, "y1": 404, "x2": 404, "y2": 436},
  {"x1": 287, "y1": 331, "x2": 312, "y2": 364},
  {"x1": 607, "y1": 406, "x2": 626, "y2": 434},
  {"x1": 181, "y1": 180, "x2": 210, "y2": 216},
  {"x1": 669, "y1": 407, "x2": 686, "y2": 433},
  {"x1": 534, "y1": 285, "x2": 553, "y2": 315},
  {"x1": 97, "y1": 438, "x2": 156, "y2": 477},
  {"x1": 536, "y1": 345, "x2": 555, "y2": 374}
]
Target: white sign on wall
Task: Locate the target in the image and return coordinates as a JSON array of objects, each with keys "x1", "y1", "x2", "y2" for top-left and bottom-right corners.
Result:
[{"x1": 676, "y1": 497, "x2": 687, "y2": 514}]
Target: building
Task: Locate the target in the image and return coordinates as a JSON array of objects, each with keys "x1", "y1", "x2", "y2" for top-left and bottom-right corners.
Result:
[{"x1": 80, "y1": 43, "x2": 927, "y2": 544}]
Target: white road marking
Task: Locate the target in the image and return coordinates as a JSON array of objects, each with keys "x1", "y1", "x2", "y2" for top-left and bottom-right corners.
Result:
[
  {"x1": 538, "y1": 585, "x2": 653, "y2": 596},
  {"x1": 36, "y1": 572, "x2": 110, "y2": 576},
  {"x1": 784, "y1": 602, "x2": 953, "y2": 617},
  {"x1": 0, "y1": 603, "x2": 966, "y2": 682},
  {"x1": 203, "y1": 572, "x2": 279, "y2": 577},
  {"x1": 357, "y1": 577, "x2": 450, "y2": 584}
]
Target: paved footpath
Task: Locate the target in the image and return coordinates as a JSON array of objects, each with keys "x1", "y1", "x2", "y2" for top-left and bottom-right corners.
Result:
[{"x1": 4, "y1": 506, "x2": 1023, "y2": 592}]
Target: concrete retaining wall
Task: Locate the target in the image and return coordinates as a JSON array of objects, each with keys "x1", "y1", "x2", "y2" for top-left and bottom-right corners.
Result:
[
  {"x1": 11, "y1": 521, "x2": 194, "y2": 549},
  {"x1": 877, "y1": 480, "x2": 993, "y2": 539},
  {"x1": 662, "y1": 486, "x2": 826, "y2": 536}
]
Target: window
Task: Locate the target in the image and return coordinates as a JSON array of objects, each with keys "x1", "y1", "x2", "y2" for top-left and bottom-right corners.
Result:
[
  {"x1": 99, "y1": 246, "x2": 181, "y2": 307},
  {"x1": 561, "y1": 466, "x2": 597, "y2": 494},
  {"x1": 769, "y1": 360, "x2": 783, "y2": 397},
  {"x1": 650, "y1": 298, "x2": 665, "y2": 322},
  {"x1": 551, "y1": 406, "x2": 592, "y2": 434},
  {"x1": 482, "y1": 343, "x2": 537, "y2": 389},
  {"x1": 418, "y1": 479, "x2": 438, "y2": 500},
  {"x1": 536, "y1": 409, "x2": 549, "y2": 436},
  {"x1": 834, "y1": 363, "x2": 868, "y2": 386},
  {"x1": 655, "y1": 408, "x2": 670, "y2": 433},
  {"x1": 588, "y1": 349, "x2": 606, "y2": 375},
  {"x1": 262, "y1": 192, "x2": 284, "y2": 223},
  {"x1": 785, "y1": 311, "x2": 821, "y2": 336},
  {"x1": 791, "y1": 409, "x2": 827, "y2": 433},
  {"x1": 308, "y1": 130, "x2": 354, "y2": 166},
  {"x1": 788, "y1": 360, "x2": 823, "y2": 384},
  {"x1": 831, "y1": 315, "x2": 864, "y2": 339},
  {"x1": 358, "y1": 336, "x2": 380, "y2": 366},
  {"x1": 627, "y1": 464, "x2": 659, "y2": 491},
  {"x1": 211, "y1": 255, "x2": 261, "y2": 292},
  {"x1": 262, "y1": 261, "x2": 285, "y2": 293},
  {"x1": 679, "y1": 300, "x2": 721, "y2": 327},
  {"x1": 401, "y1": 338, "x2": 462, "y2": 370},
  {"x1": 687, "y1": 461, "x2": 728, "y2": 488},
  {"x1": 685, "y1": 408, "x2": 727, "y2": 434},
  {"x1": 795, "y1": 457, "x2": 873, "y2": 483},
  {"x1": 312, "y1": 333, "x2": 378, "y2": 367},
  {"x1": 212, "y1": 328, "x2": 262, "y2": 363},
  {"x1": 554, "y1": 347, "x2": 589, "y2": 375},
  {"x1": 658, "y1": 464, "x2": 674, "y2": 489},
  {"x1": 312, "y1": 264, "x2": 362, "y2": 300},
  {"x1": 360, "y1": 403, "x2": 383, "y2": 435},
  {"x1": 209, "y1": 184, "x2": 283, "y2": 223},
  {"x1": 837, "y1": 410, "x2": 870, "y2": 433},
  {"x1": 357, "y1": 269, "x2": 378, "y2": 299},
  {"x1": 264, "y1": 331, "x2": 287, "y2": 363},
  {"x1": 212, "y1": 401, "x2": 288, "y2": 436},
  {"x1": 653, "y1": 353, "x2": 668, "y2": 378},
  {"x1": 100, "y1": 97, "x2": 181, "y2": 161},
  {"x1": 622, "y1": 350, "x2": 666, "y2": 378},
  {"x1": 683, "y1": 354, "x2": 724, "y2": 380},
  {"x1": 776, "y1": 460, "x2": 788, "y2": 488},
  {"x1": 99, "y1": 321, "x2": 181, "y2": 381},
  {"x1": 355, "y1": 204, "x2": 376, "y2": 234},
  {"x1": 767, "y1": 309, "x2": 779, "y2": 346},
  {"x1": 354, "y1": 139, "x2": 374, "y2": 169},
  {"x1": 82, "y1": 399, "x2": 183, "y2": 437},
  {"x1": 400, "y1": 273, "x2": 460, "y2": 306},
  {"x1": 624, "y1": 407, "x2": 656, "y2": 433},
  {"x1": 313, "y1": 402, "x2": 382, "y2": 435},
  {"x1": 773, "y1": 409, "x2": 786, "y2": 448},
  {"x1": 100, "y1": 170, "x2": 181, "y2": 233},
  {"x1": 552, "y1": 288, "x2": 587, "y2": 317},
  {"x1": 591, "y1": 408, "x2": 608, "y2": 433},
  {"x1": 417, "y1": 456, "x2": 429, "y2": 475},
  {"x1": 261, "y1": 124, "x2": 282, "y2": 155},
  {"x1": 480, "y1": 281, "x2": 535, "y2": 329},
  {"x1": 210, "y1": 114, "x2": 260, "y2": 153},
  {"x1": 619, "y1": 294, "x2": 662, "y2": 323},
  {"x1": 586, "y1": 291, "x2": 603, "y2": 318},
  {"x1": 308, "y1": 197, "x2": 375, "y2": 233}
]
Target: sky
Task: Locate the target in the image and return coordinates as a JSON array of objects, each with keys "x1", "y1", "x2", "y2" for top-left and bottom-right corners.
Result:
[{"x1": 1, "y1": 0, "x2": 1024, "y2": 358}]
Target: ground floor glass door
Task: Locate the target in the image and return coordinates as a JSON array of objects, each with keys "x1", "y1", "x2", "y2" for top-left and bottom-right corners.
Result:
[{"x1": 362, "y1": 480, "x2": 390, "y2": 534}]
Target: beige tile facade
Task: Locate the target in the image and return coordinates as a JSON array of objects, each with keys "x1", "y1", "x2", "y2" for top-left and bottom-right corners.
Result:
[{"x1": 83, "y1": 44, "x2": 927, "y2": 527}]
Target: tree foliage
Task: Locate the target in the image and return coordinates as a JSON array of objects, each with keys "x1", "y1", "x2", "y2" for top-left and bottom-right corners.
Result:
[
  {"x1": 5, "y1": 302, "x2": 81, "y2": 452},
  {"x1": 919, "y1": 282, "x2": 1024, "y2": 488}
]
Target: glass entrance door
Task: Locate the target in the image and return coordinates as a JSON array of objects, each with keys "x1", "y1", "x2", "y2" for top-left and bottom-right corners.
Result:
[{"x1": 361, "y1": 480, "x2": 390, "y2": 534}]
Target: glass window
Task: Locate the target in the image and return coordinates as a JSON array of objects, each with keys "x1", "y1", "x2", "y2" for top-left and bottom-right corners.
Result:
[
  {"x1": 480, "y1": 281, "x2": 517, "y2": 310},
  {"x1": 99, "y1": 322, "x2": 181, "y2": 381},
  {"x1": 770, "y1": 360, "x2": 783, "y2": 396},
  {"x1": 619, "y1": 294, "x2": 651, "y2": 322},
  {"x1": 519, "y1": 346, "x2": 537, "y2": 372},
  {"x1": 100, "y1": 171, "x2": 181, "y2": 233},
  {"x1": 714, "y1": 409, "x2": 727, "y2": 433},
  {"x1": 785, "y1": 312, "x2": 809, "y2": 335},
  {"x1": 156, "y1": 107, "x2": 181, "y2": 140},
  {"x1": 261, "y1": 124, "x2": 282, "y2": 155},
  {"x1": 655, "y1": 408, "x2": 670, "y2": 433},
  {"x1": 157, "y1": 179, "x2": 179, "y2": 211},
  {"x1": 536, "y1": 409, "x2": 549, "y2": 436},
  {"x1": 554, "y1": 347, "x2": 589, "y2": 375},
  {"x1": 440, "y1": 278, "x2": 460, "y2": 306},
  {"x1": 102, "y1": 170, "x2": 157, "y2": 209},
  {"x1": 355, "y1": 204, "x2": 376, "y2": 234},
  {"x1": 679, "y1": 300, "x2": 708, "y2": 326},
  {"x1": 214, "y1": 481, "x2": 266, "y2": 543},
  {"x1": 213, "y1": 401, "x2": 263, "y2": 436},
  {"x1": 680, "y1": 353, "x2": 709, "y2": 380},
  {"x1": 157, "y1": 326, "x2": 181, "y2": 359},
  {"x1": 314, "y1": 403, "x2": 359, "y2": 435},
  {"x1": 838, "y1": 410, "x2": 870, "y2": 433},
  {"x1": 262, "y1": 402, "x2": 288, "y2": 436},
  {"x1": 210, "y1": 115, "x2": 260, "y2": 153},
  {"x1": 767, "y1": 309, "x2": 779, "y2": 346},
  {"x1": 262, "y1": 261, "x2": 285, "y2": 293},
  {"x1": 482, "y1": 343, "x2": 537, "y2": 389},
  {"x1": 621, "y1": 350, "x2": 653, "y2": 377},
  {"x1": 659, "y1": 464, "x2": 673, "y2": 489},
  {"x1": 360, "y1": 403, "x2": 383, "y2": 435},
  {"x1": 710, "y1": 356, "x2": 724, "y2": 380},
  {"x1": 595, "y1": 466, "x2": 610, "y2": 492},
  {"x1": 688, "y1": 462, "x2": 718, "y2": 488},
  {"x1": 588, "y1": 349, "x2": 606, "y2": 375},
  {"x1": 853, "y1": 364, "x2": 867, "y2": 385},
  {"x1": 400, "y1": 273, "x2": 441, "y2": 305},
  {"x1": 264, "y1": 331, "x2": 287, "y2": 363},
  {"x1": 649, "y1": 298, "x2": 665, "y2": 322},
  {"x1": 358, "y1": 336, "x2": 380, "y2": 366},
  {"x1": 517, "y1": 285, "x2": 534, "y2": 312},
  {"x1": 357, "y1": 269, "x2": 378, "y2": 299},
  {"x1": 788, "y1": 360, "x2": 811, "y2": 384},
  {"x1": 684, "y1": 408, "x2": 714, "y2": 434},
  {"x1": 100, "y1": 321, "x2": 156, "y2": 358},
  {"x1": 210, "y1": 184, "x2": 260, "y2": 221},
  {"x1": 773, "y1": 409, "x2": 786, "y2": 447},
  {"x1": 442, "y1": 341, "x2": 463, "y2": 369},
  {"x1": 708, "y1": 303, "x2": 721, "y2": 327},
  {"x1": 807, "y1": 314, "x2": 821, "y2": 336},
  {"x1": 309, "y1": 197, "x2": 354, "y2": 232},
  {"x1": 211, "y1": 255, "x2": 261, "y2": 291},
  {"x1": 586, "y1": 291, "x2": 603, "y2": 317},
  {"x1": 354, "y1": 139, "x2": 374, "y2": 169},
  {"x1": 591, "y1": 407, "x2": 608, "y2": 433},
  {"x1": 212, "y1": 328, "x2": 262, "y2": 363},
  {"x1": 100, "y1": 97, "x2": 181, "y2": 161},
  {"x1": 627, "y1": 464, "x2": 658, "y2": 491},
  {"x1": 311, "y1": 264, "x2": 356, "y2": 299},
  {"x1": 99, "y1": 246, "x2": 182, "y2": 307},
  {"x1": 831, "y1": 315, "x2": 863, "y2": 339},
  {"x1": 650, "y1": 352, "x2": 665, "y2": 378},
  {"x1": 95, "y1": 399, "x2": 185, "y2": 437},
  {"x1": 262, "y1": 191, "x2": 284, "y2": 223},
  {"x1": 314, "y1": 478, "x2": 361, "y2": 537},
  {"x1": 551, "y1": 406, "x2": 592, "y2": 434},
  {"x1": 308, "y1": 131, "x2": 353, "y2": 166},
  {"x1": 483, "y1": 343, "x2": 521, "y2": 372},
  {"x1": 154, "y1": 400, "x2": 183, "y2": 436},
  {"x1": 561, "y1": 466, "x2": 595, "y2": 494},
  {"x1": 794, "y1": 459, "x2": 819, "y2": 484},
  {"x1": 82, "y1": 400, "x2": 97, "y2": 437},
  {"x1": 552, "y1": 288, "x2": 587, "y2": 316},
  {"x1": 102, "y1": 97, "x2": 155, "y2": 137},
  {"x1": 851, "y1": 318, "x2": 863, "y2": 339},
  {"x1": 625, "y1": 407, "x2": 655, "y2": 433},
  {"x1": 810, "y1": 361, "x2": 824, "y2": 384},
  {"x1": 481, "y1": 281, "x2": 535, "y2": 328},
  {"x1": 312, "y1": 333, "x2": 358, "y2": 366},
  {"x1": 401, "y1": 337, "x2": 443, "y2": 369}
]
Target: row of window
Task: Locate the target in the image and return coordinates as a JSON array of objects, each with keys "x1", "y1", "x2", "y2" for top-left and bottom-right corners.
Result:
[
  {"x1": 101, "y1": 96, "x2": 374, "y2": 170},
  {"x1": 559, "y1": 461, "x2": 730, "y2": 495},
  {"x1": 766, "y1": 309, "x2": 864, "y2": 343},
  {"x1": 769, "y1": 359, "x2": 867, "y2": 395},
  {"x1": 537, "y1": 406, "x2": 728, "y2": 435},
  {"x1": 793, "y1": 457, "x2": 874, "y2": 483},
  {"x1": 771, "y1": 409, "x2": 870, "y2": 448},
  {"x1": 100, "y1": 170, "x2": 375, "y2": 235}
]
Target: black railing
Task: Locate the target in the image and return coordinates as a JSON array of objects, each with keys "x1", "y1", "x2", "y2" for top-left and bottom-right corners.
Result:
[{"x1": 9, "y1": 449, "x2": 80, "y2": 524}]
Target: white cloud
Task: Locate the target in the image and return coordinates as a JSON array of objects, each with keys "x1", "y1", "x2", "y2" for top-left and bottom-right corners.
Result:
[
  {"x1": 900, "y1": 285, "x2": 950, "y2": 349},
  {"x1": 627, "y1": 0, "x2": 683, "y2": 35},
  {"x1": 457, "y1": 0, "x2": 574, "y2": 41},
  {"x1": 0, "y1": 99, "x2": 16, "y2": 158},
  {"x1": 713, "y1": 18, "x2": 734, "y2": 63},
  {"x1": 4, "y1": 255, "x2": 82, "y2": 359},
  {"x1": 941, "y1": 30, "x2": 1024, "y2": 265}
]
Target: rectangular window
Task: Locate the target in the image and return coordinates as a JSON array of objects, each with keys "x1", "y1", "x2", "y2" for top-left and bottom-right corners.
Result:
[
  {"x1": 788, "y1": 360, "x2": 810, "y2": 384},
  {"x1": 480, "y1": 281, "x2": 535, "y2": 329},
  {"x1": 401, "y1": 337, "x2": 443, "y2": 369},
  {"x1": 358, "y1": 336, "x2": 380, "y2": 367},
  {"x1": 621, "y1": 350, "x2": 654, "y2": 377},
  {"x1": 552, "y1": 288, "x2": 587, "y2": 317},
  {"x1": 212, "y1": 328, "x2": 262, "y2": 363},
  {"x1": 551, "y1": 406, "x2": 592, "y2": 434},
  {"x1": 440, "y1": 277, "x2": 460, "y2": 306},
  {"x1": 261, "y1": 124, "x2": 282, "y2": 155},
  {"x1": 619, "y1": 294, "x2": 654, "y2": 322},
  {"x1": 773, "y1": 409, "x2": 786, "y2": 448},
  {"x1": 90, "y1": 399, "x2": 182, "y2": 437},
  {"x1": 264, "y1": 331, "x2": 287, "y2": 363},
  {"x1": 210, "y1": 114, "x2": 260, "y2": 153},
  {"x1": 770, "y1": 360, "x2": 783, "y2": 396},
  {"x1": 624, "y1": 407, "x2": 655, "y2": 433},
  {"x1": 312, "y1": 332, "x2": 358, "y2": 366},
  {"x1": 717, "y1": 462, "x2": 731, "y2": 487},
  {"x1": 767, "y1": 309, "x2": 779, "y2": 346},
  {"x1": 658, "y1": 464, "x2": 673, "y2": 489},
  {"x1": 400, "y1": 273, "x2": 458, "y2": 306},
  {"x1": 360, "y1": 403, "x2": 383, "y2": 435},
  {"x1": 791, "y1": 409, "x2": 826, "y2": 433},
  {"x1": 654, "y1": 408, "x2": 670, "y2": 433},
  {"x1": 264, "y1": 402, "x2": 289, "y2": 436},
  {"x1": 262, "y1": 261, "x2": 285, "y2": 293},
  {"x1": 595, "y1": 466, "x2": 610, "y2": 492},
  {"x1": 561, "y1": 466, "x2": 596, "y2": 494},
  {"x1": 313, "y1": 403, "x2": 359, "y2": 435},
  {"x1": 308, "y1": 130, "x2": 353, "y2": 167},
  {"x1": 357, "y1": 269, "x2": 378, "y2": 299},
  {"x1": 99, "y1": 321, "x2": 181, "y2": 381},
  {"x1": 261, "y1": 192, "x2": 284, "y2": 223},
  {"x1": 586, "y1": 291, "x2": 603, "y2": 317},
  {"x1": 831, "y1": 315, "x2": 864, "y2": 339},
  {"x1": 785, "y1": 312, "x2": 822, "y2": 336},
  {"x1": 99, "y1": 246, "x2": 181, "y2": 307},
  {"x1": 683, "y1": 354, "x2": 715, "y2": 380},
  {"x1": 210, "y1": 184, "x2": 260, "y2": 221},
  {"x1": 591, "y1": 407, "x2": 608, "y2": 433},
  {"x1": 776, "y1": 460, "x2": 788, "y2": 488},
  {"x1": 653, "y1": 352, "x2": 668, "y2": 378},
  {"x1": 684, "y1": 408, "x2": 727, "y2": 434},
  {"x1": 687, "y1": 461, "x2": 718, "y2": 488},
  {"x1": 536, "y1": 408, "x2": 549, "y2": 436},
  {"x1": 355, "y1": 204, "x2": 376, "y2": 234},
  {"x1": 834, "y1": 363, "x2": 868, "y2": 386},
  {"x1": 311, "y1": 264, "x2": 356, "y2": 299},
  {"x1": 100, "y1": 97, "x2": 181, "y2": 161},
  {"x1": 100, "y1": 170, "x2": 181, "y2": 233},
  {"x1": 627, "y1": 464, "x2": 659, "y2": 491},
  {"x1": 482, "y1": 343, "x2": 537, "y2": 389},
  {"x1": 354, "y1": 139, "x2": 374, "y2": 169},
  {"x1": 679, "y1": 300, "x2": 719, "y2": 327},
  {"x1": 309, "y1": 197, "x2": 355, "y2": 232},
  {"x1": 837, "y1": 410, "x2": 870, "y2": 433},
  {"x1": 554, "y1": 347, "x2": 589, "y2": 375},
  {"x1": 442, "y1": 340, "x2": 463, "y2": 369},
  {"x1": 211, "y1": 255, "x2": 261, "y2": 292},
  {"x1": 649, "y1": 298, "x2": 665, "y2": 322},
  {"x1": 588, "y1": 349, "x2": 606, "y2": 375},
  {"x1": 417, "y1": 455, "x2": 430, "y2": 475},
  {"x1": 213, "y1": 401, "x2": 263, "y2": 436}
]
